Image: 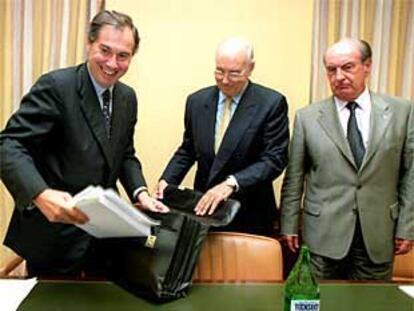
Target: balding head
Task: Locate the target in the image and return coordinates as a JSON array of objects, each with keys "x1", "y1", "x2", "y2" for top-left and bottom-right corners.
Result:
[
  {"x1": 214, "y1": 37, "x2": 255, "y2": 97},
  {"x1": 216, "y1": 37, "x2": 254, "y2": 64},
  {"x1": 324, "y1": 38, "x2": 372, "y2": 65},
  {"x1": 323, "y1": 38, "x2": 372, "y2": 101}
]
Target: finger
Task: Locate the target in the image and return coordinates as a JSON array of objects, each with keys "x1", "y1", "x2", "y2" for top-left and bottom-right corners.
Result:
[
  {"x1": 287, "y1": 240, "x2": 296, "y2": 253},
  {"x1": 154, "y1": 185, "x2": 163, "y2": 199},
  {"x1": 207, "y1": 197, "x2": 222, "y2": 215},
  {"x1": 287, "y1": 238, "x2": 299, "y2": 253},
  {"x1": 154, "y1": 201, "x2": 170, "y2": 213},
  {"x1": 61, "y1": 191, "x2": 73, "y2": 202},
  {"x1": 67, "y1": 208, "x2": 89, "y2": 224},
  {"x1": 194, "y1": 195, "x2": 210, "y2": 215},
  {"x1": 293, "y1": 237, "x2": 300, "y2": 250}
]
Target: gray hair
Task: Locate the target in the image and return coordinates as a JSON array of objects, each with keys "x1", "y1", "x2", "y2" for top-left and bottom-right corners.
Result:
[{"x1": 216, "y1": 37, "x2": 254, "y2": 64}]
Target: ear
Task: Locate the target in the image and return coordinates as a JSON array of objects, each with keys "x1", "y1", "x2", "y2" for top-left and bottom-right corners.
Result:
[
  {"x1": 363, "y1": 58, "x2": 372, "y2": 75},
  {"x1": 247, "y1": 61, "x2": 255, "y2": 75}
]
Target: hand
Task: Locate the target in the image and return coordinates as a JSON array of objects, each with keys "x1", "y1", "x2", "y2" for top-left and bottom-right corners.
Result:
[
  {"x1": 154, "y1": 179, "x2": 169, "y2": 200},
  {"x1": 134, "y1": 191, "x2": 169, "y2": 213},
  {"x1": 394, "y1": 238, "x2": 413, "y2": 255},
  {"x1": 194, "y1": 181, "x2": 234, "y2": 216},
  {"x1": 34, "y1": 189, "x2": 89, "y2": 224},
  {"x1": 282, "y1": 235, "x2": 300, "y2": 253}
]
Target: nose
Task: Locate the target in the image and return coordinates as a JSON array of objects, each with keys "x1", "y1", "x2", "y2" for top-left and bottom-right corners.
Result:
[
  {"x1": 334, "y1": 68, "x2": 345, "y2": 80},
  {"x1": 106, "y1": 54, "x2": 117, "y2": 68},
  {"x1": 221, "y1": 74, "x2": 231, "y2": 84}
]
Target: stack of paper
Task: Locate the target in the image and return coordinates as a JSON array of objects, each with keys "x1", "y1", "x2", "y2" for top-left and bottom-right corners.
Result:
[{"x1": 72, "y1": 186, "x2": 160, "y2": 238}]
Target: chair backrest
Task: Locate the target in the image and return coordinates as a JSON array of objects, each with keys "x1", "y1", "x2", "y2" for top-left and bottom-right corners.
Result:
[
  {"x1": 193, "y1": 232, "x2": 283, "y2": 282},
  {"x1": 392, "y1": 249, "x2": 414, "y2": 282}
]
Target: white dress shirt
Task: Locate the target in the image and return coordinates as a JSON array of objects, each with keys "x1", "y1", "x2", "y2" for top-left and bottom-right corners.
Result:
[{"x1": 334, "y1": 88, "x2": 371, "y2": 148}]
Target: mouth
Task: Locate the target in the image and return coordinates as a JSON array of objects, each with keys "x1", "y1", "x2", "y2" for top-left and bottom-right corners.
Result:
[
  {"x1": 101, "y1": 66, "x2": 117, "y2": 78},
  {"x1": 337, "y1": 85, "x2": 351, "y2": 90}
]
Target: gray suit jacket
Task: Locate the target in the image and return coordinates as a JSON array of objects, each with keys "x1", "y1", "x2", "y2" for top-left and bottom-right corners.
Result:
[{"x1": 281, "y1": 92, "x2": 414, "y2": 263}]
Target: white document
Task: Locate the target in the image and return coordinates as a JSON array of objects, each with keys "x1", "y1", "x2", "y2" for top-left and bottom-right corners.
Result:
[
  {"x1": 72, "y1": 186, "x2": 160, "y2": 238},
  {"x1": 0, "y1": 278, "x2": 37, "y2": 311},
  {"x1": 399, "y1": 285, "x2": 414, "y2": 299}
]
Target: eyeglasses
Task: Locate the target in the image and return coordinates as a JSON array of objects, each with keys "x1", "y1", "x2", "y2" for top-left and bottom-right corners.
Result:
[{"x1": 214, "y1": 70, "x2": 246, "y2": 81}]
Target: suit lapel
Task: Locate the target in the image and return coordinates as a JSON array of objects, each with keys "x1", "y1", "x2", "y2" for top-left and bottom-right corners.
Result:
[
  {"x1": 200, "y1": 89, "x2": 218, "y2": 158},
  {"x1": 361, "y1": 93, "x2": 392, "y2": 170},
  {"x1": 77, "y1": 64, "x2": 113, "y2": 168},
  {"x1": 208, "y1": 83, "x2": 257, "y2": 183},
  {"x1": 317, "y1": 98, "x2": 356, "y2": 167},
  {"x1": 109, "y1": 85, "x2": 127, "y2": 150}
]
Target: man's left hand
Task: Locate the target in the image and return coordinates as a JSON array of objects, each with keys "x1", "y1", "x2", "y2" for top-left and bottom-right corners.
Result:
[
  {"x1": 394, "y1": 238, "x2": 413, "y2": 255},
  {"x1": 134, "y1": 191, "x2": 170, "y2": 213},
  {"x1": 194, "y1": 181, "x2": 234, "y2": 216}
]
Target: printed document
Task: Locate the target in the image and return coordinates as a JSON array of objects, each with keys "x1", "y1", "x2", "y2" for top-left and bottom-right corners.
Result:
[{"x1": 71, "y1": 186, "x2": 160, "y2": 238}]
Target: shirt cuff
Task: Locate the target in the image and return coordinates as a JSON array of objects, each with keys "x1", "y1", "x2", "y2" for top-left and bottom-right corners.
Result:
[
  {"x1": 227, "y1": 175, "x2": 240, "y2": 192},
  {"x1": 133, "y1": 186, "x2": 148, "y2": 202}
]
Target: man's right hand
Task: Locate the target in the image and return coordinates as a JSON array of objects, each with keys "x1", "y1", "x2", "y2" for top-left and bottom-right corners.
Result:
[
  {"x1": 283, "y1": 235, "x2": 300, "y2": 253},
  {"x1": 33, "y1": 189, "x2": 89, "y2": 224},
  {"x1": 154, "y1": 179, "x2": 169, "y2": 200}
]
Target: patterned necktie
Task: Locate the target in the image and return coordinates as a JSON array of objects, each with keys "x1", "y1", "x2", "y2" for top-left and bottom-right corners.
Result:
[
  {"x1": 102, "y1": 89, "x2": 111, "y2": 137},
  {"x1": 215, "y1": 97, "x2": 232, "y2": 153},
  {"x1": 346, "y1": 101, "x2": 365, "y2": 169}
]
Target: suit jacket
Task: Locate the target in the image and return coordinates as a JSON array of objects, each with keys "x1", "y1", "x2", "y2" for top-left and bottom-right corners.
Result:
[
  {"x1": 281, "y1": 92, "x2": 414, "y2": 263},
  {"x1": 0, "y1": 63, "x2": 146, "y2": 273},
  {"x1": 161, "y1": 82, "x2": 289, "y2": 236}
]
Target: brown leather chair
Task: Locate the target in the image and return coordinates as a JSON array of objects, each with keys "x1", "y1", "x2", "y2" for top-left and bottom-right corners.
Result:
[
  {"x1": 193, "y1": 232, "x2": 283, "y2": 282},
  {"x1": 392, "y1": 248, "x2": 414, "y2": 282}
]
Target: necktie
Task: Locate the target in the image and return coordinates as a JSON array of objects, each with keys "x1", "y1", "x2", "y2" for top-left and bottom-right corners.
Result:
[
  {"x1": 346, "y1": 101, "x2": 365, "y2": 169},
  {"x1": 102, "y1": 89, "x2": 111, "y2": 137},
  {"x1": 215, "y1": 97, "x2": 232, "y2": 153}
]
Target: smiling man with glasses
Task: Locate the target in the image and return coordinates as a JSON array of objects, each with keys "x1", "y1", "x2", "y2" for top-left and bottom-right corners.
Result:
[{"x1": 156, "y1": 37, "x2": 289, "y2": 237}]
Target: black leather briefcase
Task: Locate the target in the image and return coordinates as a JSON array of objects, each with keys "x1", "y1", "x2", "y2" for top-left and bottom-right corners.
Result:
[{"x1": 105, "y1": 185, "x2": 240, "y2": 302}]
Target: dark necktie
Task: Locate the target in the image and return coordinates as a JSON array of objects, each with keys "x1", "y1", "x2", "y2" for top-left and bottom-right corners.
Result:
[
  {"x1": 346, "y1": 101, "x2": 365, "y2": 169},
  {"x1": 102, "y1": 89, "x2": 111, "y2": 137}
]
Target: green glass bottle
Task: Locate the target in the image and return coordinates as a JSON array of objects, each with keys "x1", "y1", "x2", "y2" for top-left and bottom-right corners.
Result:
[{"x1": 284, "y1": 245, "x2": 320, "y2": 311}]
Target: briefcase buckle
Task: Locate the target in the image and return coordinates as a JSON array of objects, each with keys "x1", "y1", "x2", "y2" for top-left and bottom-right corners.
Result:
[{"x1": 145, "y1": 235, "x2": 157, "y2": 248}]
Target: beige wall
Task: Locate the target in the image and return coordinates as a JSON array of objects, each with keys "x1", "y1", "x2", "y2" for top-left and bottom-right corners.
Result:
[
  {"x1": 0, "y1": 0, "x2": 313, "y2": 266},
  {"x1": 107, "y1": 0, "x2": 314, "y2": 191}
]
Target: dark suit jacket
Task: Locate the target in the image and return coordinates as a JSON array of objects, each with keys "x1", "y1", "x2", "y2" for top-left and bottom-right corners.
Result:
[
  {"x1": 0, "y1": 63, "x2": 146, "y2": 273},
  {"x1": 281, "y1": 93, "x2": 414, "y2": 263},
  {"x1": 161, "y1": 82, "x2": 289, "y2": 236}
]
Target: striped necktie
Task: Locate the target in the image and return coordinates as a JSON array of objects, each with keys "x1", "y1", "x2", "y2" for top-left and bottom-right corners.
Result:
[{"x1": 102, "y1": 89, "x2": 111, "y2": 137}]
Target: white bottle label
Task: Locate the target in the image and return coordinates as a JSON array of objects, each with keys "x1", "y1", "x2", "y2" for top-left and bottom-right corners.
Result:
[{"x1": 290, "y1": 299, "x2": 320, "y2": 311}]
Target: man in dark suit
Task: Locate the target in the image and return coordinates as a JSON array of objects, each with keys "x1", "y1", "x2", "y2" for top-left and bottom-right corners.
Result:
[
  {"x1": 155, "y1": 38, "x2": 289, "y2": 236},
  {"x1": 0, "y1": 10, "x2": 167, "y2": 276},
  {"x1": 281, "y1": 38, "x2": 414, "y2": 280}
]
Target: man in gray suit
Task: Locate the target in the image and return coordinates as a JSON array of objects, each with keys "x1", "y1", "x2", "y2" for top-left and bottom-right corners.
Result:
[
  {"x1": 281, "y1": 38, "x2": 414, "y2": 280},
  {"x1": 0, "y1": 10, "x2": 167, "y2": 276}
]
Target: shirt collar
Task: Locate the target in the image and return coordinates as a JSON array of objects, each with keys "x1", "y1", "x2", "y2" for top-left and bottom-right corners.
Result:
[
  {"x1": 218, "y1": 81, "x2": 249, "y2": 104},
  {"x1": 334, "y1": 87, "x2": 371, "y2": 112}
]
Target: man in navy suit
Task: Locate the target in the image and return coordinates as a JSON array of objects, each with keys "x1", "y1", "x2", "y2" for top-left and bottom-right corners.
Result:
[
  {"x1": 156, "y1": 38, "x2": 289, "y2": 236},
  {"x1": 0, "y1": 10, "x2": 167, "y2": 276}
]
